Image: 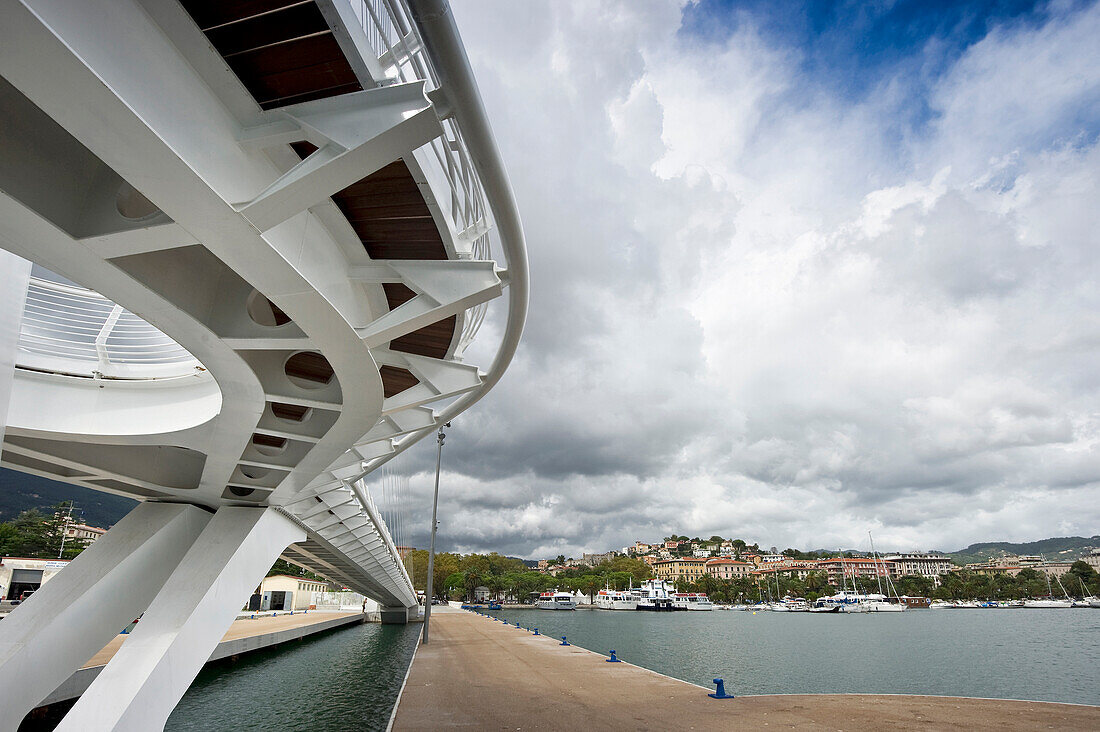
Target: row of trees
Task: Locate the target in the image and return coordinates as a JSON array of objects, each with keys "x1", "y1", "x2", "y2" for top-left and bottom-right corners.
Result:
[
  {"x1": 0, "y1": 504, "x2": 84, "y2": 560},
  {"x1": 404, "y1": 550, "x2": 655, "y2": 602},
  {"x1": 930, "y1": 563, "x2": 1099, "y2": 600},
  {"x1": 670, "y1": 562, "x2": 1100, "y2": 603}
]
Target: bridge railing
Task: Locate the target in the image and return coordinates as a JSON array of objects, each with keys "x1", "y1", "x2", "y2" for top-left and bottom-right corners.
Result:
[
  {"x1": 353, "y1": 0, "x2": 495, "y2": 352},
  {"x1": 347, "y1": 0, "x2": 530, "y2": 480},
  {"x1": 17, "y1": 277, "x2": 203, "y2": 380}
]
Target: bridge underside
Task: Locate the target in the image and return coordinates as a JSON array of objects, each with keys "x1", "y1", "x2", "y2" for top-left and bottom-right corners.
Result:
[{"x1": 0, "y1": 0, "x2": 523, "y2": 728}]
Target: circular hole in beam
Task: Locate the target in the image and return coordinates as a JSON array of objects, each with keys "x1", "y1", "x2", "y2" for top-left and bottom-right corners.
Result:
[
  {"x1": 246, "y1": 290, "x2": 291, "y2": 327},
  {"x1": 252, "y1": 433, "x2": 288, "y2": 457},
  {"x1": 116, "y1": 181, "x2": 161, "y2": 221},
  {"x1": 271, "y1": 402, "x2": 313, "y2": 424},
  {"x1": 284, "y1": 352, "x2": 335, "y2": 390},
  {"x1": 239, "y1": 466, "x2": 270, "y2": 481}
]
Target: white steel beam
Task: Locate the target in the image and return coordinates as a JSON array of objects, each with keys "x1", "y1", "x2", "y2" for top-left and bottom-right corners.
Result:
[
  {"x1": 56, "y1": 507, "x2": 304, "y2": 732},
  {"x1": 0, "y1": 503, "x2": 211, "y2": 729},
  {"x1": 236, "y1": 82, "x2": 442, "y2": 231},
  {"x1": 352, "y1": 260, "x2": 501, "y2": 347},
  {"x1": 377, "y1": 350, "x2": 482, "y2": 414}
]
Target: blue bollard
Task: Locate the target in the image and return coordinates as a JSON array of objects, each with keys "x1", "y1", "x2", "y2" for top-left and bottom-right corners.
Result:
[
  {"x1": 606, "y1": 650, "x2": 620, "y2": 663},
  {"x1": 560, "y1": 636, "x2": 570, "y2": 646},
  {"x1": 533, "y1": 628, "x2": 539, "y2": 635},
  {"x1": 708, "y1": 678, "x2": 735, "y2": 699}
]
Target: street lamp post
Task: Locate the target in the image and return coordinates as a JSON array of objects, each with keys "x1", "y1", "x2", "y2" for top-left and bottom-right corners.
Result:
[{"x1": 422, "y1": 423, "x2": 447, "y2": 644}]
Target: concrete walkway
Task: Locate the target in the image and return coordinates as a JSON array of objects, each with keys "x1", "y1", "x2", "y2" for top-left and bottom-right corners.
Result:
[{"x1": 391, "y1": 608, "x2": 1100, "y2": 731}]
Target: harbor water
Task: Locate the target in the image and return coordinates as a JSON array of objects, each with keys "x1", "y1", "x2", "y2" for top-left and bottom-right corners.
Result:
[
  {"x1": 165, "y1": 621, "x2": 420, "y2": 731},
  {"x1": 483, "y1": 607, "x2": 1100, "y2": 705},
  {"x1": 146, "y1": 608, "x2": 1098, "y2": 728}
]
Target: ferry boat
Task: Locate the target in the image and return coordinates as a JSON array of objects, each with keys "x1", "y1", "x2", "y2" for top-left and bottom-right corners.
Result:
[
  {"x1": 632, "y1": 579, "x2": 675, "y2": 611},
  {"x1": 595, "y1": 589, "x2": 638, "y2": 611},
  {"x1": 672, "y1": 593, "x2": 714, "y2": 611},
  {"x1": 536, "y1": 591, "x2": 577, "y2": 610}
]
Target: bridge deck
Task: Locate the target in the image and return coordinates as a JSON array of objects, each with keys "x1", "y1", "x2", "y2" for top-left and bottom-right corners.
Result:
[{"x1": 391, "y1": 607, "x2": 1100, "y2": 731}]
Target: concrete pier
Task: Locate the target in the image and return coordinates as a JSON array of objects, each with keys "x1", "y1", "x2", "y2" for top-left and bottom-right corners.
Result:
[{"x1": 391, "y1": 607, "x2": 1100, "y2": 730}]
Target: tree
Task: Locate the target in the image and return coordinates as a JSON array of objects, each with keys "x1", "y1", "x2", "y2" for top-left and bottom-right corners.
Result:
[{"x1": 0, "y1": 505, "x2": 86, "y2": 560}]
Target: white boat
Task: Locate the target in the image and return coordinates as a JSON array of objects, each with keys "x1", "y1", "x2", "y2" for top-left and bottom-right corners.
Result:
[
  {"x1": 672, "y1": 593, "x2": 714, "y2": 610},
  {"x1": 814, "y1": 590, "x2": 865, "y2": 610},
  {"x1": 769, "y1": 602, "x2": 791, "y2": 612},
  {"x1": 1022, "y1": 598, "x2": 1072, "y2": 608},
  {"x1": 633, "y1": 579, "x2": 675, "y2": 611},
  {"x1": 930, "y1": 600, "x2": 955, "y2": 609},
  {"x1": 536, "y1": 591, "x2": 577, "y2": 610},
  {"x1": 809, "y1": 604, "x2": 840, "y2": 613},
  {"x1": 594, "y1": 589, "x2": 638, "y2": 611},
  {"x1": 865, "y1": 600, "x2": 907, "y2": 612}
]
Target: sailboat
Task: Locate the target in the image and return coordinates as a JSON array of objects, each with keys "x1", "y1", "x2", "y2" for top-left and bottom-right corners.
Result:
[
  {"x1": 1023, "y1": 557, "x2": 1072, "y2": 608},
  {"x1": 864, "y1": 532, "x2": 906, "y2": 612},
  {"x1": 1071, "y1": 578, "x2": 1098, "y2": 608}
]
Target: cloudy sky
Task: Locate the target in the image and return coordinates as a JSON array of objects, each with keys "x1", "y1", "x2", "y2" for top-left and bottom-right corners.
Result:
[{"x1": 381, "y1": 0, "x2": 1100, "y2": 559}]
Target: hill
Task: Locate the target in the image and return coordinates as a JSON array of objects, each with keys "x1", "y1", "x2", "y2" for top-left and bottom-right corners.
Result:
[
  {"x1": 945, "y1": 536, "x2": 1100, "y2": 566},
  {"x1": 0, "y1": 468, "x2": 137, "y2": 529}
]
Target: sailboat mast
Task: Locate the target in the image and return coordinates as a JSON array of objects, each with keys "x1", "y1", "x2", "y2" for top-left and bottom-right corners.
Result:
[{"x1": 869, "y1": 531, "x2": 884, "y2": 595}]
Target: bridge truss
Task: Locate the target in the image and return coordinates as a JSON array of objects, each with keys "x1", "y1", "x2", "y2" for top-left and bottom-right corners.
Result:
[{"x1": 0, "y1": 0, "x2": 526, "y2": 728}]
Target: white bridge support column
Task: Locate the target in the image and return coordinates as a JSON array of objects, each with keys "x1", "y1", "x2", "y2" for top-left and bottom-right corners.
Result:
[
  {"x1": 57, "y1": 506, "x2": 305, "y2": 732},
  {"x1": 0, "y1": 502, "x2": 211, "y2": 730}
]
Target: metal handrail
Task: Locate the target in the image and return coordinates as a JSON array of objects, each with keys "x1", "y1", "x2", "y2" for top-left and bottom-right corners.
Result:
[
  {"x1": 17, "y1": 277, "x2": 203, "y2": 378},
  {"x1": 348, "y1": 0, "x2": 529, "y2": 479},
  {"x1": 355, "y1": 0, "x2": 496, "y2": 350}
]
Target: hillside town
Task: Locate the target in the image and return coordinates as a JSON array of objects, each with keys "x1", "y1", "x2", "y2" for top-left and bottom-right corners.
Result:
[{"x1": 521, "y1": 536, "x2": 1100, "y2": 605}]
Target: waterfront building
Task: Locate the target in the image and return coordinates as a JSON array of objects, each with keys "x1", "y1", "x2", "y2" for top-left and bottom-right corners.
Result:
[
  {"x1": 816, "y1": 558, "x2": 896, "y2": 586},
  {"x1": 966, "y1": 564, "x2": 1022, "y2": 577},
  {"x1": 653, "y1": 557, "x2": 709, "y2": 582},
  {"x1": 1085, "y1": 549, "x2": 1100, "y2": 571},
  {"x1": 255, "y1": 575, "x2": 331, "y2": 612},
  {"x1": 1035, "y1": 562, "x2": 1074, "y2": 578},
  {"x1": 706, "y1": 558, "x2": 754, "y2": 580},
  {"x1": 0, "y1": 557, "x2": 71, "y2": 601},
  {"x1": 882, "y1": 553, "x2": 954, "y2": 583},
  {"x1": 1015, "y1": 555, "x2": 1044, "y2": 567},
  {"x1": 63, "y1": 523, "x2": 107, "y2": 546}
]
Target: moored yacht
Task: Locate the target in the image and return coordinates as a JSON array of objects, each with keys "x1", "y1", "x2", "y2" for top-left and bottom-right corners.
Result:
[
  {"x1": 595, "y1": 589, "x2": 639, "y2": 610},
  {"x1": 1022, "y1": 597, "x2": 1072, "y2": 608},
  {"x1": 672, "y1": 593, "x2": 714, "y2": 610},
  {"x1": 536, "y1": 591, "x2": 577, "y2": 610},
  {"x1": 633, "y1": 579, "x2": 675, "y2": 611}
]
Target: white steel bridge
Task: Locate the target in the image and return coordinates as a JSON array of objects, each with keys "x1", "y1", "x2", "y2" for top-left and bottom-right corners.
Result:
[{"x1": 0, "y1": 0, "x2": 527, "y2": 728}]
